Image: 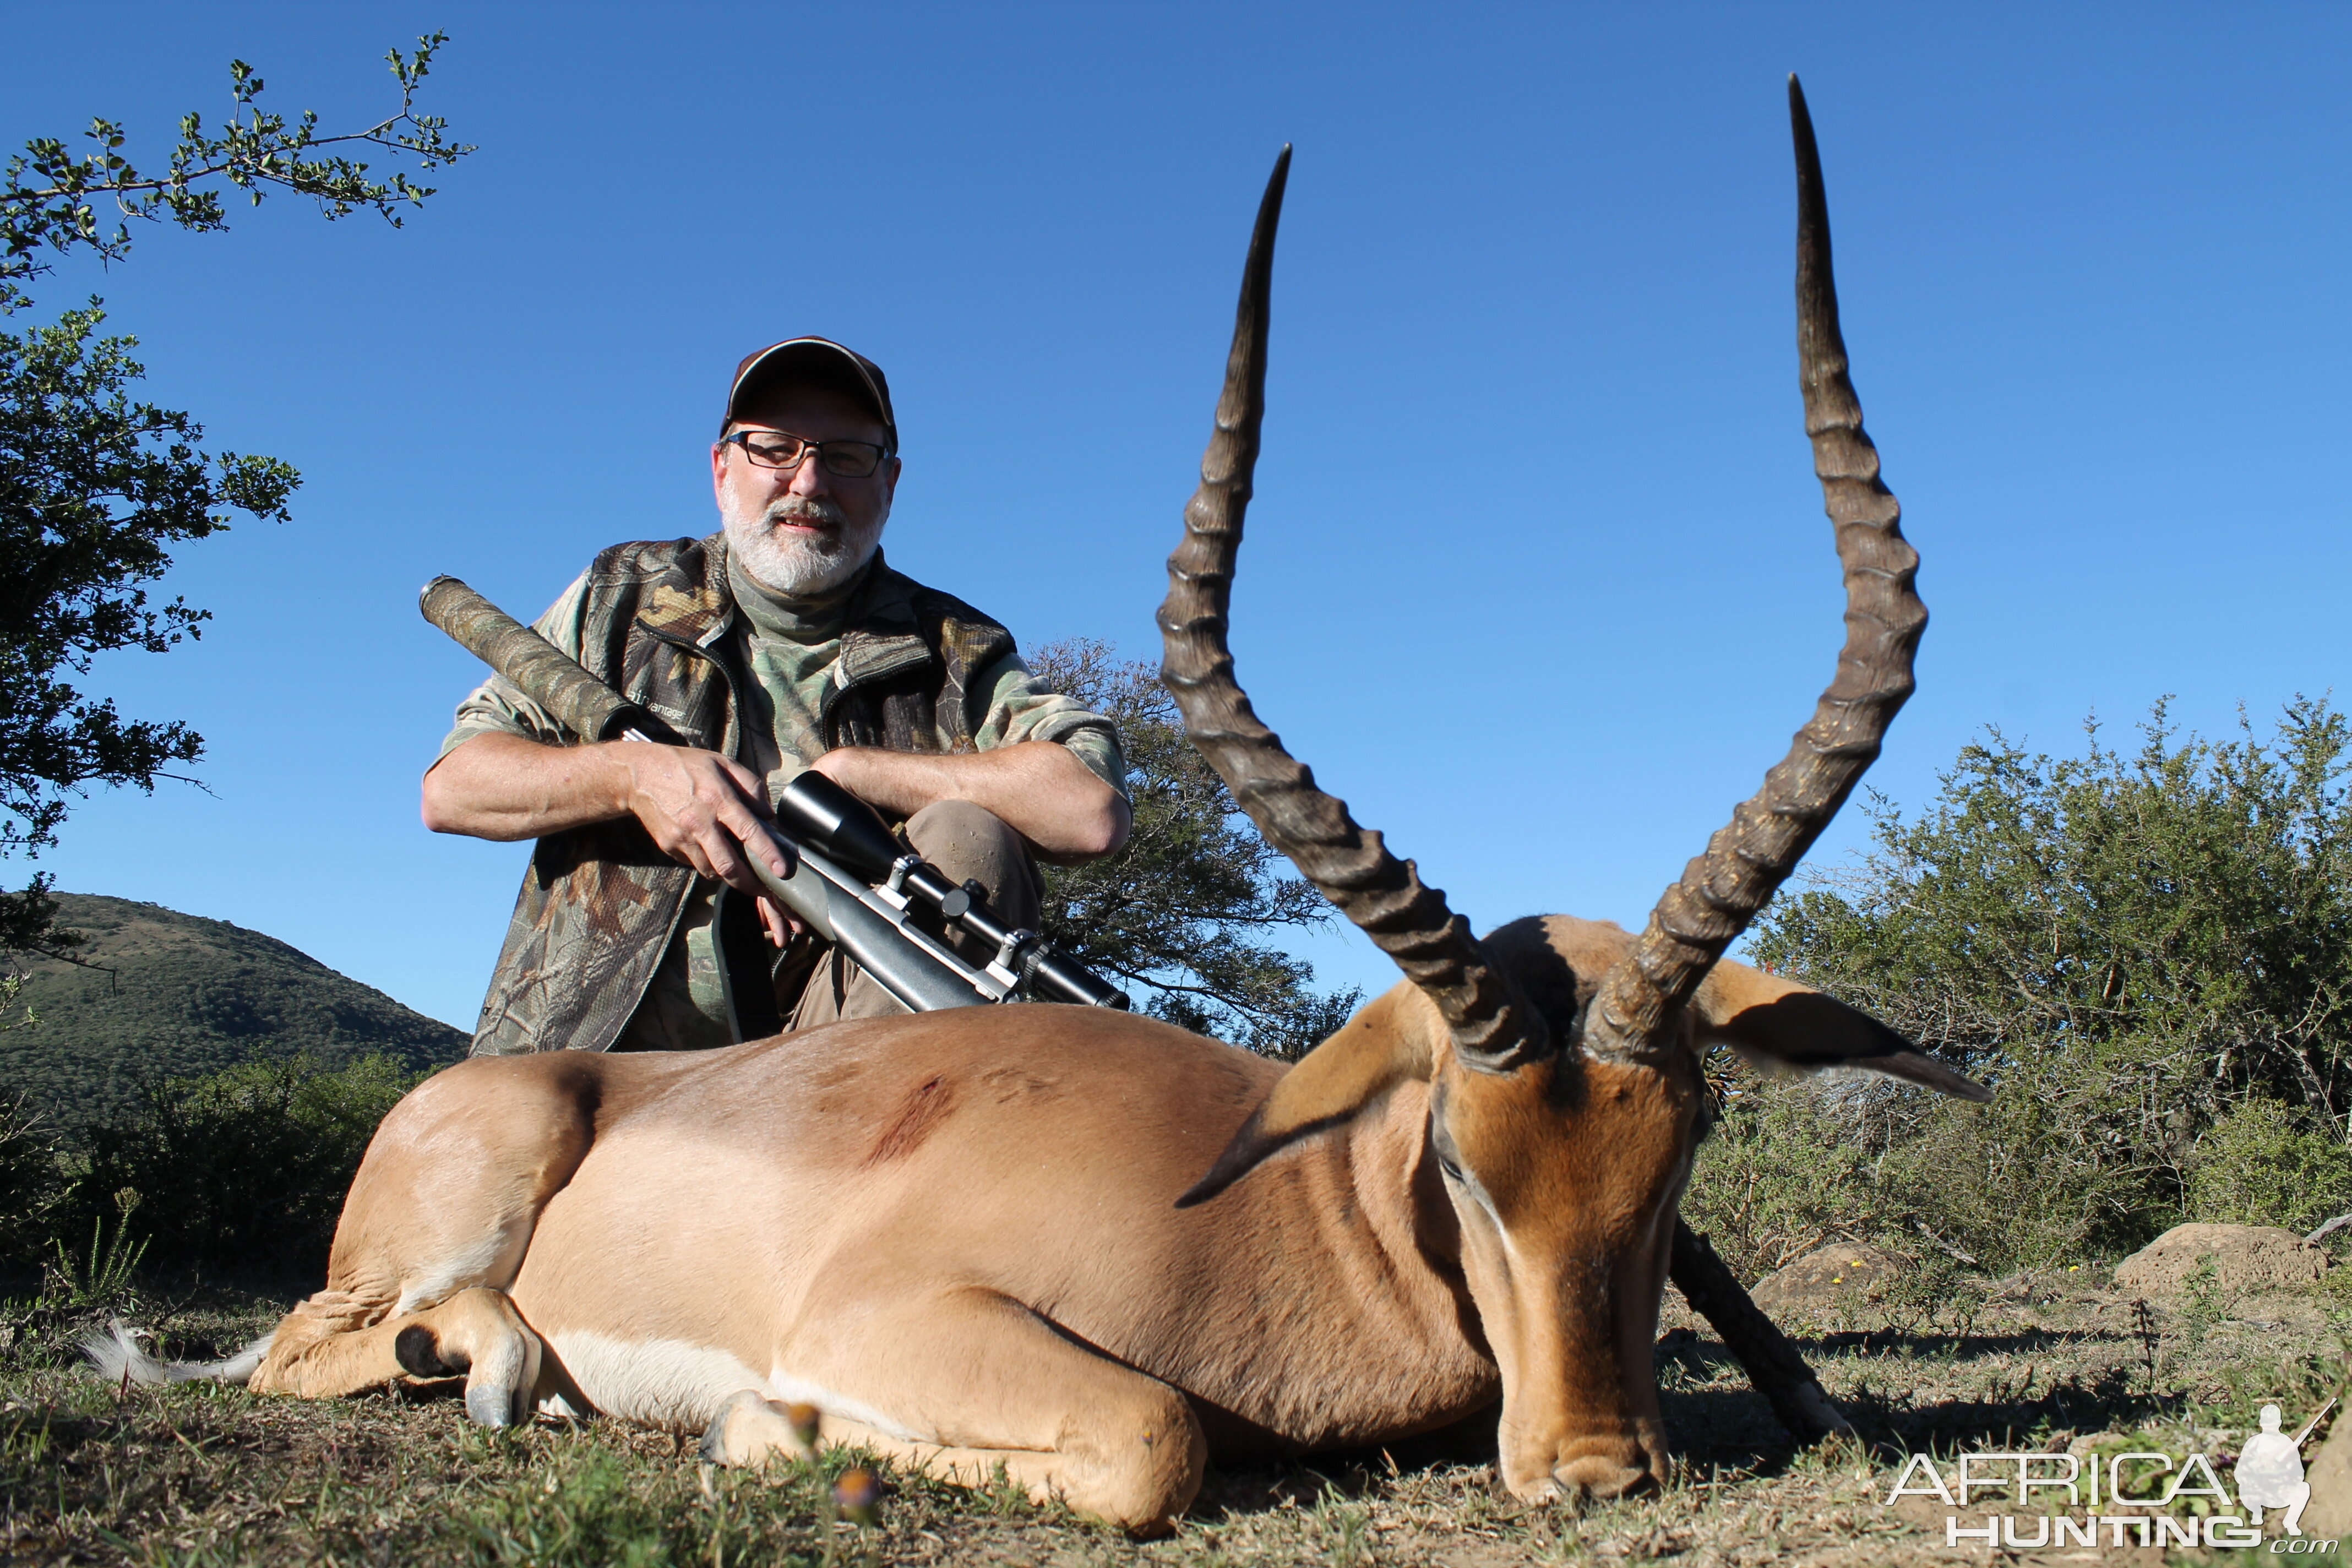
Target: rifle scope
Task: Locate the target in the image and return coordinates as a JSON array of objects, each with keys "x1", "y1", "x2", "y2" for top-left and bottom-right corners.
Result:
[{"x1": 776, "y1": 774, "x2": 1129, "y2": 1010}]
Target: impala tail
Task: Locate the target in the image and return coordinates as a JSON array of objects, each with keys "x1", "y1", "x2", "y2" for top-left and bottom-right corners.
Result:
[{"x1": 83, "y1": 1320, "x2": 276, "y2": 1386}]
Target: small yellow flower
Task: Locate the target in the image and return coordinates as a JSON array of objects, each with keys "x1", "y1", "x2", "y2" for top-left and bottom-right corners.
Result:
[
  {"x1": 787, "y1": 1403, "x2": 821, "y2": 1448},
  {"x1": 834, "y1": 1467, "x2": 881, "y2": 1527}
]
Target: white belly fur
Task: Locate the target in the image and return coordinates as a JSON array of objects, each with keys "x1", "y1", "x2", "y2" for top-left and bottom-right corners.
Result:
[
  {"x1": 545, "y1": 1331, "x2": 925, "y2": 1444},
  {"x1": 549, "y1": 1332, "x2": 769, "y2": 1431}
]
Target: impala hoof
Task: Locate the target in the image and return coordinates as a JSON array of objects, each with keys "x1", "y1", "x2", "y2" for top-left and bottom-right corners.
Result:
[
  {"x1": 467, "y1": 1384, "x2": 516, "y2": 1427},
  {"x1": 1551, "y1": 1444, "x2": 1656, "y2": 1500},
  {"x1": 403, "y1": 1287, "x2": 542, "y2": 1429}
]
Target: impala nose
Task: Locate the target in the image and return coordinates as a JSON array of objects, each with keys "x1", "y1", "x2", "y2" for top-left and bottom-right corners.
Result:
[{"x1": 1552, "y1": 1447, "x2": 1654, "y2": 1499}]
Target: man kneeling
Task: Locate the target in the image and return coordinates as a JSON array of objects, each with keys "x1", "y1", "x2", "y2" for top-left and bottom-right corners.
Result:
[{"x1": 423, "y1": 337, "x2": 1129, "y2": 1053}]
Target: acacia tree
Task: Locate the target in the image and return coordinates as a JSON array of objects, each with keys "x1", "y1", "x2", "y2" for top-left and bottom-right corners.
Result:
[
  {"x1": 1028, "y1": 640, "x2": 1359, "y2": 1057},
  {"x1": 0, "y1": 35, "x2": 472, "y2": 954}
]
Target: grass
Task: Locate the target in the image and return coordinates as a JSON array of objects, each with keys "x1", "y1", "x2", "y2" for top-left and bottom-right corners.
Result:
[{"x1": 1, "y1": 1267, "x2": 2343, "y2": 1566}]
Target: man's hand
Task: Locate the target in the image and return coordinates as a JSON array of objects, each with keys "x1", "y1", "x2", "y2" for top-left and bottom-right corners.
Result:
[
  {"x1": 423, "y1": 733, "x2": 796, "y2": 907},
  {"x1": 613, "y1": 744, "x2": 805, "y2": 944},
  {"x1": 609, "y1": 742, "x2": 798, "y2": 895}
]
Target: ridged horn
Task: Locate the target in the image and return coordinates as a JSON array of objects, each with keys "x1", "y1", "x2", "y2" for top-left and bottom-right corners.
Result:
[
  {"x1": 1584, "y1": 76, "x2": 1927, "y2": 1060},
  {"x1": 1157, "y1": 147, "x2": 1549, "y2": 1071}
]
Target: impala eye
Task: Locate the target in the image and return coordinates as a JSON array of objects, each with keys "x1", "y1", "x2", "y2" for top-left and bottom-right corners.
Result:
[{"x1": 1427, "y1": 1102, "x2": 1466, "y2": 1184}]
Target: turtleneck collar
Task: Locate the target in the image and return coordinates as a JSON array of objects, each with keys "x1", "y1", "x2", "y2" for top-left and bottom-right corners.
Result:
[{"x1": 726, "y1": 548, "x2": 875, "y2": 646}]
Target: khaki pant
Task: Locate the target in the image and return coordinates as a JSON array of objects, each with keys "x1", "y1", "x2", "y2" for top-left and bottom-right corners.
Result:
[{"x1": 785, "y1": 798, "x2": 1043, "y2": 1028}]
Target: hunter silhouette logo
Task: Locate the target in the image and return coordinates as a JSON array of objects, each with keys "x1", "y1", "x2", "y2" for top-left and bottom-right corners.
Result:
[
  {"x1": 2237, "y1": 1400, "x2": 2332, "y2": 1537},
  {"x1": 1883, "y1": 1396, "x2": 2338, "y2": 1550}
]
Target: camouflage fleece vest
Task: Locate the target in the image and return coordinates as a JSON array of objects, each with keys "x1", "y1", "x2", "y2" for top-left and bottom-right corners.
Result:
[{"x1": 470, "y1": 535, "x2": 1014, "y2": 1057}]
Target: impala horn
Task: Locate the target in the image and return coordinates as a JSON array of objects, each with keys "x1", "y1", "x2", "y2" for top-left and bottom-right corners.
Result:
[
  {"x1": 1582, "y1": 76, "x2": 1928, "y2": 1063},
  {"x1": 1157, "y1": 146, "x2": 1550, "y2": 1075}
]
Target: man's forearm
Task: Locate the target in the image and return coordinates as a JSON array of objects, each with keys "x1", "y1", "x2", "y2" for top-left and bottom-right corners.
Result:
[
  {"x1": 422, "y1": 732, "x2": 632, "y2": 841},
  {"x1": 425, "y1": 731, "x2": 1120, "y2": 874},
  {"x1": 813, "y1": 741, "x2": 1130, "y2": 861},
  {"x1": 426, "y1": 731, "x2": 791, "y2": 898}
]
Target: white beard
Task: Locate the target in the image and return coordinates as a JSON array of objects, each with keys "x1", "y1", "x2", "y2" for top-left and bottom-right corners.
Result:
[{"x1": 722, "y1": 492, "x2": 885, "y2": 597}]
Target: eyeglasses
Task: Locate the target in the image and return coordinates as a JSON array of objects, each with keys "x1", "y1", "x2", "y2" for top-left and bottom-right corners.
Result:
[{"x1": 722, "y1": 428, "x2": 891, "y2": 478}]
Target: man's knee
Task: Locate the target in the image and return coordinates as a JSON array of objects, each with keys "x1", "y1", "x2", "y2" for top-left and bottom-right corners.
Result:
[
  {"x1": 905, "y1": 800, "x2": 1039, "y2": 925},
  {"x1": 906, "y1": 799, "x2": 1025, "y2": 881}
]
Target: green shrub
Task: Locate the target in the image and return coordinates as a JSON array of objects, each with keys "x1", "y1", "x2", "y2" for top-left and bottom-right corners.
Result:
[
  {"x1": 56, "y1": 1053, "x2": 424, "y2": 1278},
  {"x1": 1756, "y1": 700, "x2": 2352, "y2": 1115},
  {"x1": 0, "y1": 1091, "x2": 68, "y2": 1268},
  {"x1": 1718, "y1": 699, "x2": 2352, "y2": 1276},
  {"x1": 2186, "y1": 1098, "x2": 2352, "y2": 1233},
  {"x1": 1685, "y1": 1046, "x2": 2172, "y2": 1279},
  {"x1": 1870, "y1": 1045, "x2": 2188, "y2": 1270},
  {"x1": 1683, "y1": 1075, "x2": 1877, "y2": 1283}
]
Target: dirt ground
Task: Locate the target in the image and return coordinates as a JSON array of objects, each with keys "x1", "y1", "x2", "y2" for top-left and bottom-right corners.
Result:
[{"x1": 2, "y1": 1265, "x2": 2343, "y2": 1566}]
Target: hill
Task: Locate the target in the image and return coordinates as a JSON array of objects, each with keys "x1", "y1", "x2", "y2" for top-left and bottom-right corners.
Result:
[{"x1": 3, "y1": 893, "x2": 468, "y2": 1126}]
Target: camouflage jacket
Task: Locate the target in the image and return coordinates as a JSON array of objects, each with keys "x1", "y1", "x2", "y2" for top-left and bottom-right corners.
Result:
[{"x1": 463, "y1": 534, "x2": 1023, "y2": 1057}]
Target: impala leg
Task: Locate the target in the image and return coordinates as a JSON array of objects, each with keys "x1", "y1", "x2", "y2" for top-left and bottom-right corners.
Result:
[
  {"x1": 251, "y1": 1286, "x2": 544, "y2": 1428},
  {"x1": 760, "y1": 1289, "x2": 1206, "y2": 1535},
  {"x1": 821, "y1": 1415, "x2": 1205, "y2": 1537},
  {"x1": 248, "y1": 1055, "x2": 599, "y2": 1419}
]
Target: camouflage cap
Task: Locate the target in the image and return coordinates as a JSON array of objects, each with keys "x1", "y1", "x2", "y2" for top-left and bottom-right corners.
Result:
[{"x1": 723, "y1": 337, "x2": 897, "y2": 451}]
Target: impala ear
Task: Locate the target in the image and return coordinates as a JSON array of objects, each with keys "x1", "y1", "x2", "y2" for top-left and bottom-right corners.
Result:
[
  {"x1": 1176, "y1": 985, "x2": 1439, "y2": 1208},
  {"x1": 1692, "y1": 961, "x2": 1990, "y2": 1102}
]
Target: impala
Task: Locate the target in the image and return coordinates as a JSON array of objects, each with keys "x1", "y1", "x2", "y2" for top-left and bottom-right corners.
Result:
[{"x1": 100, "y1": 79, "x2": 1985, "y2": 1532}]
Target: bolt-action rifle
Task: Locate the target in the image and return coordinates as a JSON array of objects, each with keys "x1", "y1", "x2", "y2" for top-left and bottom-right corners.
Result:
[{"x1": 420, "y1": 576, "x2": 1130, "y2": 1018}]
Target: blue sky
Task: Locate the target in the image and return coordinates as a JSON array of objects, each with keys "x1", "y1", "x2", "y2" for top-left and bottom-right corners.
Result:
[{"x1": 7, "y1": 3, "x2": 2349, "y2": 1031}]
